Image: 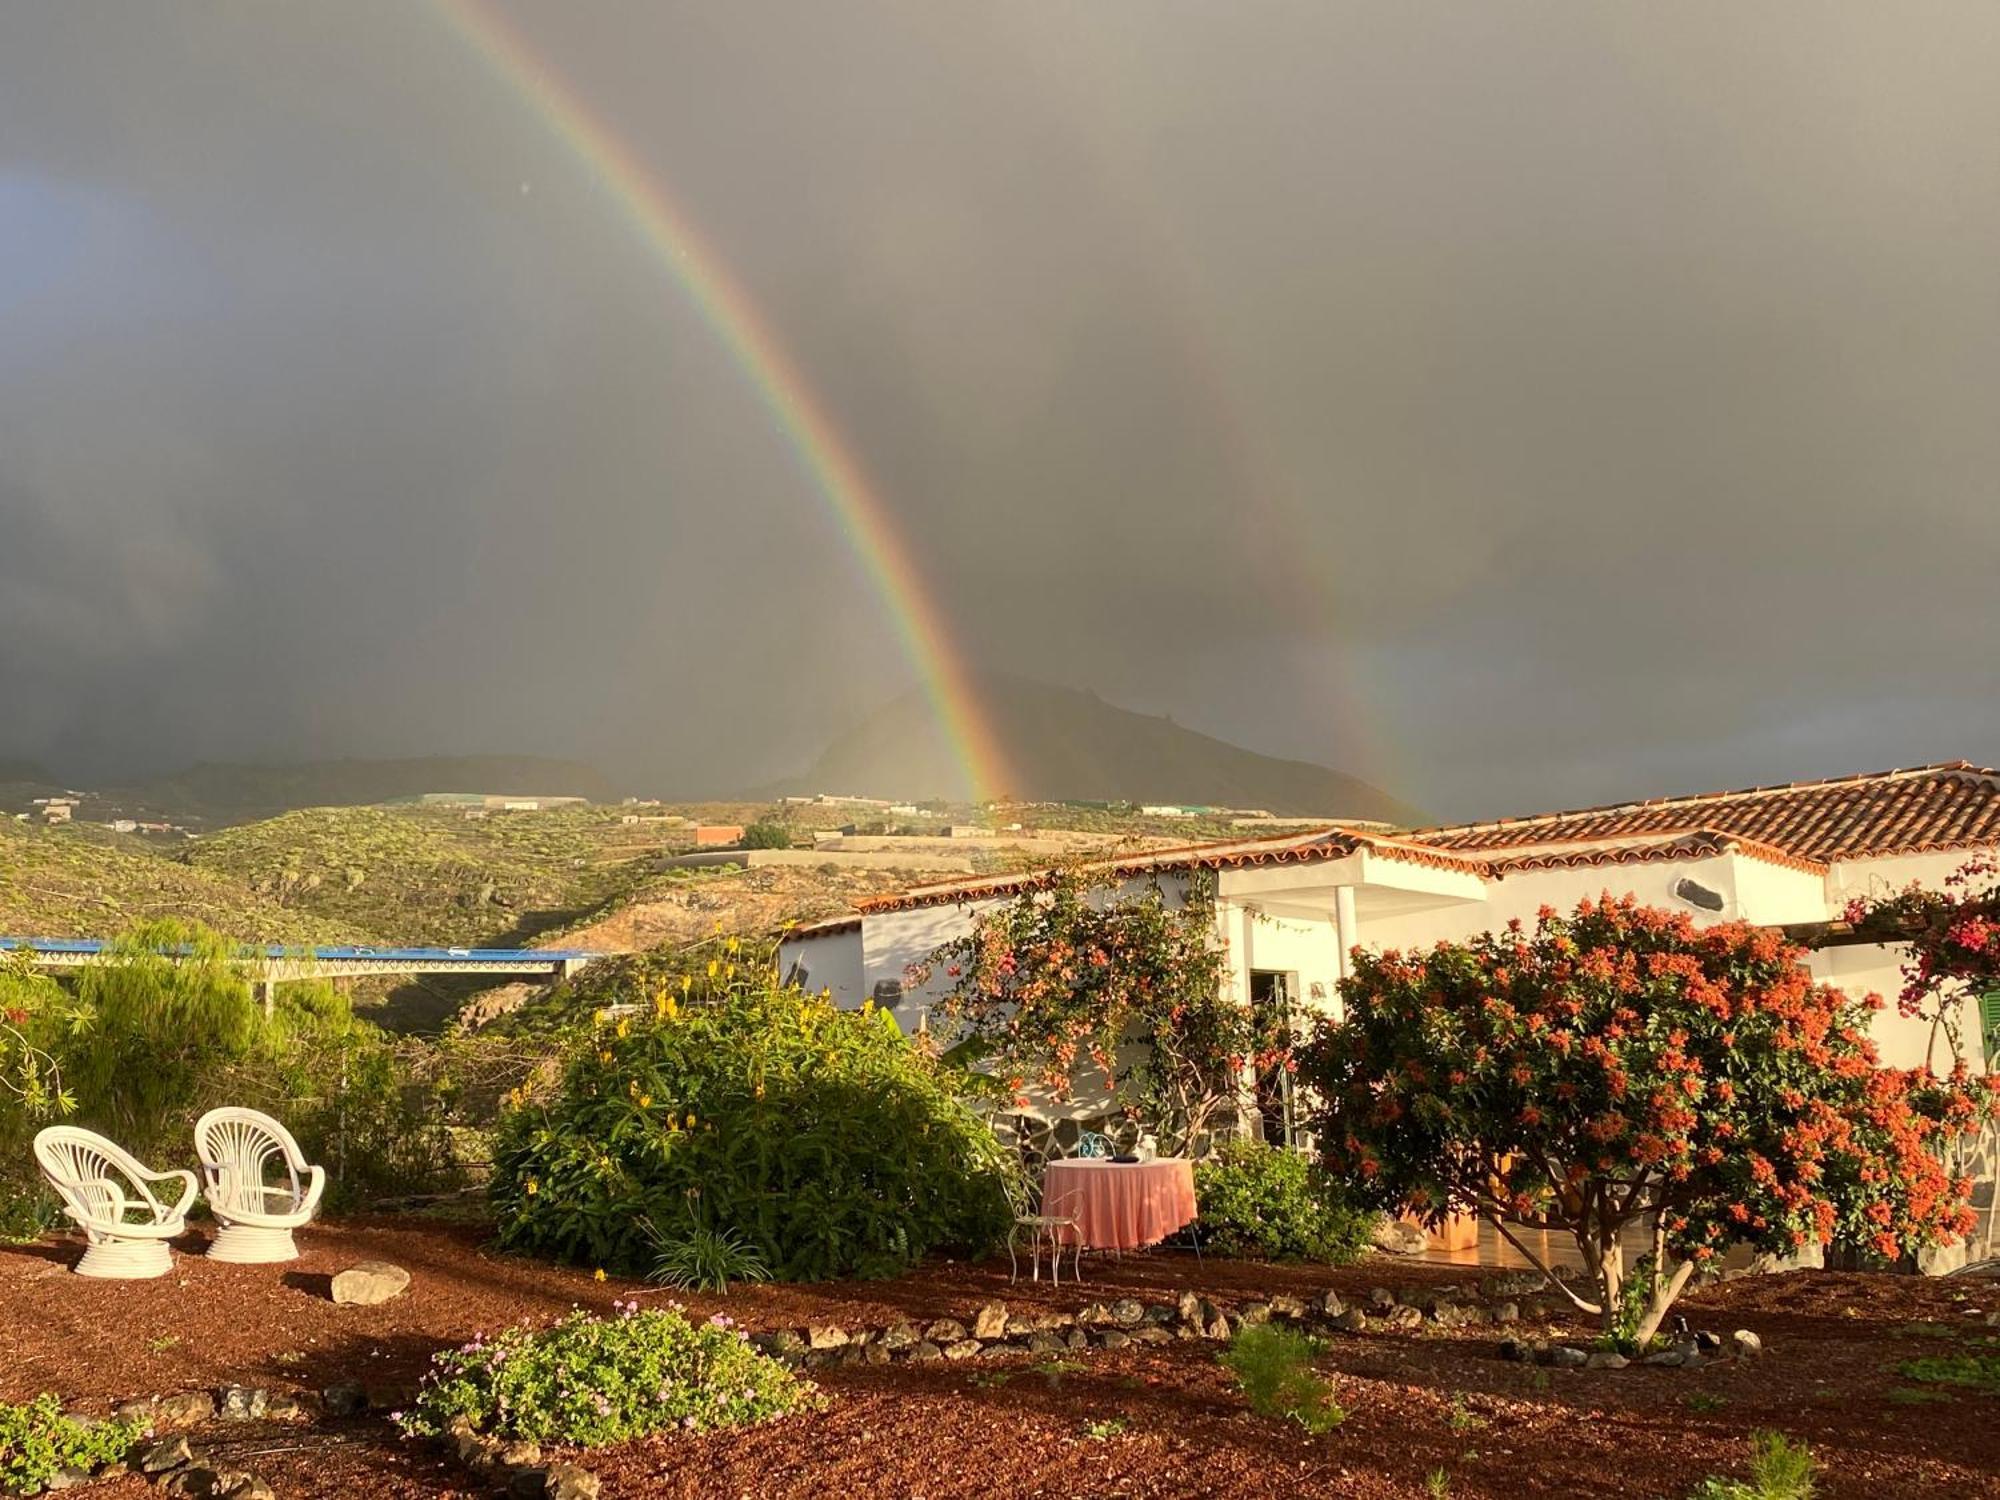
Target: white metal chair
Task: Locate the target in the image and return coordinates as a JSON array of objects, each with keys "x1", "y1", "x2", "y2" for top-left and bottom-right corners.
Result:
[
  {"x1": 193, "y1": 1107, "x2": 326, "y2": 1263},
  {"x1": 33, "y1": 1126, "x2": 198, "y2": 1279},
  {"x1": 1006, "y1": 1176, "x2": 1085, "y2": 1285}
]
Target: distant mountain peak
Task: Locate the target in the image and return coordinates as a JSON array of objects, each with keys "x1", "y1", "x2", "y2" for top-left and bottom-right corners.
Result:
[{"x1": 780, "y1": 676, "x2": 1422, "y2": 823}]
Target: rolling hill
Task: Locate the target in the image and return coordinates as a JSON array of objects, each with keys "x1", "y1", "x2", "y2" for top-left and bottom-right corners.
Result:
[
  {"x1": 785, "y1": 676, "x2": 1423, "y2": 823},
  {"x1": 0, "y1": 818, "x2": 356, "y2": 943}
]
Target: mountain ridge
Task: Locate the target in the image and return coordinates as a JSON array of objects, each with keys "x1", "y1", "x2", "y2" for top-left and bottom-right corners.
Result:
[{"x1": 779, "y1": 676, "x2": 1422, "y2": 823}]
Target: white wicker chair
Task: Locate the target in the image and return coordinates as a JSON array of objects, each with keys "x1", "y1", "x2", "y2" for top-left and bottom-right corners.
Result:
[
  {"x1": 193, "y1": 1107, "x2": 326, "y2": 1263},
  {"x1": 33, "y1": 1126, "x2": 198, "y2": 1279}
]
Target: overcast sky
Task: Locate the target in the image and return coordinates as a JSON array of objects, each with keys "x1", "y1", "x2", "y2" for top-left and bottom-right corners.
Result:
[{"x1": 3, "y1": 2, "x2": 1997, "y2": 820}]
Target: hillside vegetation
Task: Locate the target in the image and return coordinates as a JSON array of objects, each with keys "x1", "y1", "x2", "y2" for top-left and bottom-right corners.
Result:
[
  {"x1": 181, "y1": 806, "x2": 664, "y2": 947},
  {"x1": 0, "y1": 820, "x2": 354, "y2": 943}
]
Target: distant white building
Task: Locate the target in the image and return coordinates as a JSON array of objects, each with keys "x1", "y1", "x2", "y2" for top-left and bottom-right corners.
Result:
[{"x1": 782, "y1": 761, "x2": 2000, "y2": 1077}]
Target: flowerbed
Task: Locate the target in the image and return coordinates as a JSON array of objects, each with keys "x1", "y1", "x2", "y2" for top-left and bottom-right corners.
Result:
[{"x1": 396, "y1": 1303, "x2": 818, "y2": 1447}]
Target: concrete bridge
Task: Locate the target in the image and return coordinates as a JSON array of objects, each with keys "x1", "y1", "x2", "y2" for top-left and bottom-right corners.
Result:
[{"x1": 0, "y1": 937, "x2": 601, "y2": 1011}]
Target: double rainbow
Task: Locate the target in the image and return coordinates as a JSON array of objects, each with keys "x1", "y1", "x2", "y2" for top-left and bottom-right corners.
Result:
[{"x1": 435, "y1": 0, "x2": 1016, "y2": 803}]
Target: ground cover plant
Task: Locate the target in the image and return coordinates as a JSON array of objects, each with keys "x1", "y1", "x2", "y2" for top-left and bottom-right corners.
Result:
[
  {"x1": 491, "y1": 948, "x2": 1013, "y2": 1279},
  {"x1": 395, "y1": 1303, "x2": 816, "y2": 1446},
  {"x1": 912, "y1": 870, "x2": 1280, "y2": 1154},
  {"x1": 0, "y1": 1394, "x2": 141, "y2": 1493},
  {"x1": 1219, "y1": 1323, "x2": 1345, "y2": 1433},
  {"x1": 1191, "y1": 1137, "x2": 1376, "y2": 1262},
  {"x1": 1299, "y1": 896, "x2": 1997, "y2": 1347},
  {"x1": 1895, "y1": 1348, "x2": 2000, "y2": 1395}
]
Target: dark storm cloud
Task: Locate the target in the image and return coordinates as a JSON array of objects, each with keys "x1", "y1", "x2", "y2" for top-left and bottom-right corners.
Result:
[{"x1": 2, "y1": 2, "x2": 1997, "y2": 816}]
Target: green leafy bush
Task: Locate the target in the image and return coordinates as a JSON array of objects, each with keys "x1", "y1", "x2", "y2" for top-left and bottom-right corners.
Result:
[
  {"x1": 491, "y1": 959, "x2": 1012, "y2": 1279},
  {"x1": 1689, "y1": 1430, "x2": 1816, "y2": 1500},
  {"x1": 1218, "y1": 1324, "x2": 1345, "y2": 1433},
  {"x1": 738, "y1": 821, "x2": 795, "y2": 850},
  {"x1": 396, "y1": 1305, "x2": 816, "y2": 1446},
  {"x1": 0, "y1": 1395, "x2": 141, "y2": 1492},
  {"x1": 1193, "y1": 1139, "x2": 1376, "y2": 1263}
]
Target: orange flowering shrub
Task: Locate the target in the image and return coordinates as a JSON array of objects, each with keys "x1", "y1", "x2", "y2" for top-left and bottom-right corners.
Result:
[{"x1": 1298, "y1": 896, "x2": 1996, "y2": 1344}]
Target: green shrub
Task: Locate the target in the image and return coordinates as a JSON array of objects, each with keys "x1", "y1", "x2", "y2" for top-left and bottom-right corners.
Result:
[
  {"x1": 1218, "y1": 1324, "x2": 1345, "y2": 1433},
  {"x1": 491, "y1": 960, "x2": 1012, "y2": 1279},
  {"x1": 1193, "y1": 1139, "x2": 1376, "y2": 1263},
  {"x1": 396, "y1": 1305, "x2": 816, "y2": 1446},
  {"x1": 1689, "y1": 1431, "x2": 1817, "y2": 1500},
  {"x1": 0, "y1": 1395, "x2": 142, "y2": 1492},
  {"x1": 644, "y1": 1220, "x2": 772, "y2": 1293},
  {"x1": 738, "y1": 822, "x2": 795, "y2": 850},
  {"x1": 0, "y1": 921, "x2": 528, "y2": 1214}
]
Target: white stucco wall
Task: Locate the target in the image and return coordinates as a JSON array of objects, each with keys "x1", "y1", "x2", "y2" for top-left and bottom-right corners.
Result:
[
  {"x1": 782, "y1": 844, "x2": 1993, "y2": 1071},
  {"x1": 776, "y1": 927, "x2": 863, "y2": 1009},
  {"x1": 1220, "y1": 900, "x2": 1344, "y2": 1020}
]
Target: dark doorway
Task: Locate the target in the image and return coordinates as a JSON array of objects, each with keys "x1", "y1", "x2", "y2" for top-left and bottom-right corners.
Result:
[{"x1": 1249, "y1": 969, "x2": 1296, "y2": 1146}]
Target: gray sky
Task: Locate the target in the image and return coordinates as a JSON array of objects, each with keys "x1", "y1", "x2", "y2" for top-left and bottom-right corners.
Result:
[{"x1": 3, "y1": 2, "x2": 1997, "y2": 820}]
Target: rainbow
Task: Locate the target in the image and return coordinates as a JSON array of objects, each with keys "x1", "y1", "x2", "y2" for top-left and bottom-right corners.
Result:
[{"x1": 432, "y1": 0, "x2": 1016, "y2": 803}]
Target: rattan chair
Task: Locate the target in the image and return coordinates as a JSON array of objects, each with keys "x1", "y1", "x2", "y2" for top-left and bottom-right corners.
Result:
[
  {"x1": 33, "y1": 1126, "x2": 198, "y2": 1279},
  {"x1": 193, "y1": 1107, "x2": 326, "y2": 1263}
]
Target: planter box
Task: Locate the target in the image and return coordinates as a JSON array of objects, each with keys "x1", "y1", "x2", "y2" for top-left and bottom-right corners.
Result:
[{"x1": 1399, "y1": 1211, "x2": 1479, "y2": 1252}]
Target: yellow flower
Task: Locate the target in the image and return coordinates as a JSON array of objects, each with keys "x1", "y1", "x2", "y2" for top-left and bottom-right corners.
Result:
[
  {"x1": 524, "y1": 1178, "x2": 539, "y2": 1196},
  {"x1": 616, "y1": 1018, "x2": 631, "y2": 1038},
  {"x1": 706, "y1": 959, "x2": 720, "y2": 979},
  {"x1": 598, "y1": 1050, "x2": 612, "y2": 1064},
  {"x1": 638, "y1": 1094, "x2": 652, "y2": 1108},
  {"x1": 593, "y1": 1268, "x2": 606, "y2": 1282},
  {"x1": 684, "y1": 1112, "x2": 697, "y2": 1130}
]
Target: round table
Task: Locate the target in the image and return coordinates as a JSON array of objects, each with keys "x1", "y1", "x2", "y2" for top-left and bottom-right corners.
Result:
[{"x1": 1042, "y1": 1158, "x2": 1197, "y2": 1251}]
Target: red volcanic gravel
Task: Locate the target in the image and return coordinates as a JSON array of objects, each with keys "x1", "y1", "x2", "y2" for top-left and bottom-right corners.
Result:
[{"x1": 4, "y1": 1219, "x2": 1995, "y2": 1498}]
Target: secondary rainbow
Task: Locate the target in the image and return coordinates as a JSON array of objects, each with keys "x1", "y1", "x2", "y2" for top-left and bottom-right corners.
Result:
[{"x1": 433, "y1": 0, "x2": 1016, "y2": 802}]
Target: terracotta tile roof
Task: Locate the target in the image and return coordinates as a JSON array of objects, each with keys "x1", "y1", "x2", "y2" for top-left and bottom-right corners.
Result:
[
  {"x1": 1483, "y1": 828, "x2": 1828, "y2": 877},
  {"x1": 1417, "y1": 761, "x2": 2000, "y2": 864},
  {"x1": 784, "y1": 764, "x2": 1998, "y2": 939},
  {"x1": 850, "y1": 825, "x2": 1489, "y2": 916}
]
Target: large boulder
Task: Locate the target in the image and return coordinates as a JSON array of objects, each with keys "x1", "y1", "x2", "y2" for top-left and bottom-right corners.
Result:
[
  {"x1": 331, "y1": 1261, "x2": 412, "y2": 1307},
  {"x1": 1371, "y1": 1220, "x2": 1429, "y2": 1255}
]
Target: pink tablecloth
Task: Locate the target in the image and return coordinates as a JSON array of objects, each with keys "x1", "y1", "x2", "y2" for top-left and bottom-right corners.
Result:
[{"x1": 1042, "y1": 1159, "x2": 1198, "y2": 1250}]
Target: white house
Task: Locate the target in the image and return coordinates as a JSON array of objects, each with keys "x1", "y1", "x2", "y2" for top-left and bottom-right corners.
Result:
[{"x1": 779, "y1": 760, "x2": 2000, "y2": 1077}]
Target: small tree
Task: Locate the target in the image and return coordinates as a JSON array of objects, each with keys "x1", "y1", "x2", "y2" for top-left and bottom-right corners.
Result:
[
  {"x1": 1297, "y1": 896, "x2": 1996, "y2": 1347},
  {"x1": 909, "y1": 871, "x2": 1281, "y2": 1155},
  {"x1": 739, "y1": 821, "x2": 795, "y2": 850}
]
